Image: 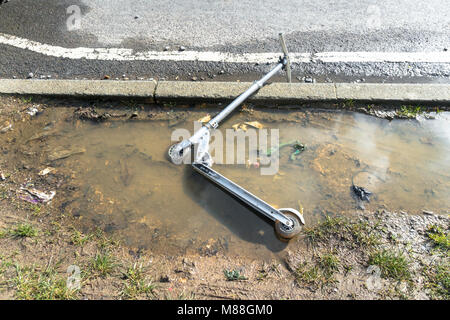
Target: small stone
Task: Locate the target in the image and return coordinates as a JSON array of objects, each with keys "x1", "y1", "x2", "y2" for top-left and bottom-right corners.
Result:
[
  {"x1": 160, "y1": 275, "x2": 171, "y2": 283},
  {"x1": 27, "y1": 72, "x2": 34, "y2": 79},
  {"x1": 163, "y1": 46, "x2": 170, "y2": 51},
  {"x1": 191, "y1": 76, "x2": 198, "y2": 81},
  {"x1": 422, "y1": 210, "x2": 434, "y2": 216},
  {"x1": 179, "y1": 46, "x2": 186, "y2": 52},
  {"x1": 219, "y1": 70, "x2": 225, "y2": 74}
]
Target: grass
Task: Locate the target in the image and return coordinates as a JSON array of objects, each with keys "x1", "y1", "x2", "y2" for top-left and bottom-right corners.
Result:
[
  {"x1": 426, "y1": 225, "x2": 449, "y2": 252},
  {"x1": 70, "y1": 229, "x2": 92, "y2": 246},
  {"x1": 295, "y1": 252, "x2": 341, "y2": 288},
  {"x1": 342, "y1": 99, "x2": 355, "y2": 108},
  {"x1": 28, "y1": 204, "x2": 42, "y2": 217},
  {"x1": 0, "y1": 186, "x2": 8, "y2": 200},
  {"x1": 90, "y1": 251, "x2": 116, "y2": 277},
  {"x1": 368, "y1": 249, "x2": 411, "y2": 281},
  {"x1": 424, "y1": 262, "x2": 449, "y2": 300},
  {"x1": 317, "y1": 252, "x2": 340, "y2": 278},
  {"x1": 121, "y1": 263, "x2": 156, "y2": 299},
  {"x1": 10, "y1": 223, "x2": 38, "y2": 238},
  {"x1": 94, "y1": 228, "x2": 120, "y2": 249},
  {"x1": 304, "y1": 216, "x2": 380, "y2": 248},
  {"x1": 224, "y1": 269, "x2": 247, "y2": 281},
  {"x1": 397, "y1": 105, "x2": 424, "y2": 118},
  {"x1": 20, "y1": 97, "x2": 33, "y2": 104},
  {"x1": 12, "y1": 264, "x2": 78, "y2": 300}
]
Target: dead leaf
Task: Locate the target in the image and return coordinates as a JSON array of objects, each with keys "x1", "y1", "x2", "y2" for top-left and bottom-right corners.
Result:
[
  {"x1": 198, "y1": 114, "x2": 211, "y2": 123},
  {"x1": 245, "y1": 121, "x2": 263, "y2": 129}
]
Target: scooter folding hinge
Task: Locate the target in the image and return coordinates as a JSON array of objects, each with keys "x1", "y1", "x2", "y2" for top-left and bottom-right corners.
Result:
[{"x1": 208, "y1": 120, "x2": 219, "y2": 129}]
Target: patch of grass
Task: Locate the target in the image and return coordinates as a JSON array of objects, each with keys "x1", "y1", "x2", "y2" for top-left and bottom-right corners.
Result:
[
  {"x1": 304, "y1": 216, "x2": 380, "y2": 248},
  {"x1": 426, "y1": 225, "x2": 449, "y2": 251},
  {"x1": 94, "y1": 228, "x2": 120, "y2": 249},
  {"x1": 121, "y1": 263, "x2": 156, "y2": 299},
  {"x1": 295, "y1": 263, "x2": 321, "y2": 286},
  {"x1": 28, "y1": 204, "x2": 42, "y2": 216},
  {"x1": 295, "y1": 252, "x2": 341, "y2": 288},
  {"x1": 164, "y1": 288, "x2": 195, "y2": 300},
  {"x1": 368, "y1": 250, "x2": 411, "y2": 281},
  {"x1": 424, "y1": 262, "x2": 449, "y2": 299},
  {"x1": 317, "y1": 252, "x2": 340, "y2": 278},
  {"x1": 224, "y1": 269, "x2": 247, "y2": 281},
  {"x1": 397, "y1": 105, "x2": 423, "y2": 118},
  {"x1": 90, "y1": 251, "x2": 116, "y2": 277},
  {"x1": 0, "y1": 186, "x2": 9, "y2": 200},
  {"x1": 10, "y1": 223, "x2": 38, "y2": 238},
  {"x1": 70, "y1": 229, "x2": 92, "y2": 246},
  {"x1": 343, "y1": 99, "x2": 355, "y2": 108},
  {"x1": 12, "y1": 264, "x2": 78, "y2": 300},
  {"x1": 20, "y1": 97, "x2": 33, "y2": 104},
  {"x1": 0, "y1": 229, "x2": 7, "y2": 239},
  {"x1": 343, "y1": 263, "x2": 353, "y2": 275}
]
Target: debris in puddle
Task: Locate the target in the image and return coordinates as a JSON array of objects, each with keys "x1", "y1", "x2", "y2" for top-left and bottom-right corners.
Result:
[
  {"x1": 290, "y1": 142, "x2": 306, "y2": 161},
  {"x1": 352, "y1": 184, "x2": 372, "y2": 202},
  {"x1": 297, "y1": 200, "x2": 304, "y2": 215},
  {"x1": 245, "y1": 160, "x2": 260, "y2": 169},
  {"x1": 27, "y1": 130, "x2": 56, "y2": 142},
  {"x1": 26, "y1": 106, "x2": 40, "y2": 116},
  {"x1": 0, "y1": 122, "x2": 13, "y2": 133},
  {"x1": 19, "y1": 187, "x2": 56, "y2": 203},
  {"x1": 74, "y1": 107, "x2": 111, "y2": 122},
  {"x1": 38, "y1": 167, "x2": 55, "y2": 176},
  {"x1": 119, "y1": 159, "x2": 134, "y2": 187},
  {"x1": 419, "y1": 137, "x2": 434, "y2": 146},
  {"x1": 244, "y1": 121, "x2": 264, "y2": 129},
  {"x1": 48, "y1": 146, "x2": 86, "y2": 161},
  {"x1": 232, "y1": 123, "x2": 248, "y2": 132},
  {"x1": 266, "y1": 140, "x2": 305, "y2": 160}
]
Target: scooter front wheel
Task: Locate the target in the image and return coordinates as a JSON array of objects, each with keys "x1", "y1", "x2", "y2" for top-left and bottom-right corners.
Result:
[{"x1": 274, "y1": 210, "x2": 303, "y2": 240}]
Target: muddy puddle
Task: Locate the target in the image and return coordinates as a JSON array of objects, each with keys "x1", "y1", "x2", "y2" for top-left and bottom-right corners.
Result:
[{"x1": 3, "y1": 103, "x2": 449, "y2": 260}]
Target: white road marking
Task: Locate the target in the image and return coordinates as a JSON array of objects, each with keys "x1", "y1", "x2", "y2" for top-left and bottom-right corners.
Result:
[{"x1": 1, "y1": 33, "x2": 450, "y2": 64}]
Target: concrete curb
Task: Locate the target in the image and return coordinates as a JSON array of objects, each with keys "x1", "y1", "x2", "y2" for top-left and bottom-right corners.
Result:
[
  {"x1": 0, "y1": 79, "x2": 158, "y2": 102},
  {"x1": 0, "y1": 79, "x2": 449, "y2": 104}
]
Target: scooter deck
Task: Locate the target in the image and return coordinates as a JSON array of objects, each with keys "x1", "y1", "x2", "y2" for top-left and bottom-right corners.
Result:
[{"x1": 192, "y1": 162, "x2": 292, "y2": 226}]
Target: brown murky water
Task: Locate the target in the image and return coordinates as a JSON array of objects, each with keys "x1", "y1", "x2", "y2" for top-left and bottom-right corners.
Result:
[{"x1": 11, "y1": 106, "x2": 450, "y2": 260}]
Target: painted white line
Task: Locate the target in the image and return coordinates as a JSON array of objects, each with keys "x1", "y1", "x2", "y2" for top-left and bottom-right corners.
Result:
[
  {"x1": 315, "y1": 51, "x2": 450, "y2": 63},
  {"x1": 1, "y1": 33, "x2": 450, "y2": 64}
]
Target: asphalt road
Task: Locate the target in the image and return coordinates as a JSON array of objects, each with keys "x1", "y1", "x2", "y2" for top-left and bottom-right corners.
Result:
[{"x1": 0, "y1": 0, "x2": 449, "y2": 82}]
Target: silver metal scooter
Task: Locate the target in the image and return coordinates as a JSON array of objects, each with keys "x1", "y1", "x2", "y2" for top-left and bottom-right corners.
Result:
[{"x1": 168, "y1": 34, "x2": 305, "y2": 240}]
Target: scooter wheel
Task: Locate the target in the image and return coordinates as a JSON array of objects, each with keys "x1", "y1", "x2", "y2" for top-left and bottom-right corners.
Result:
[{"x1": 274, "y1": 211, "x2": 302, "y2": 240}]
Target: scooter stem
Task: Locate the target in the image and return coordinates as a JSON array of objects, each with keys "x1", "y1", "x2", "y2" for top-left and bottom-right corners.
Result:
[{"x1": 206, "y1": 62, "x2": 284, "y2": 129}]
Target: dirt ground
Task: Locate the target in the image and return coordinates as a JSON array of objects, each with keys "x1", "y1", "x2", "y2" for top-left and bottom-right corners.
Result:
[{"x1": 0, "y1": 95, "x2": 448, "y2": 300}]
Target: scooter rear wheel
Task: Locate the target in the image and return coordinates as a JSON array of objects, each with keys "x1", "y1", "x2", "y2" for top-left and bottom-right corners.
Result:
[{"x1": 274, "y1": 211, "x2": 302, "y2": 240}]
